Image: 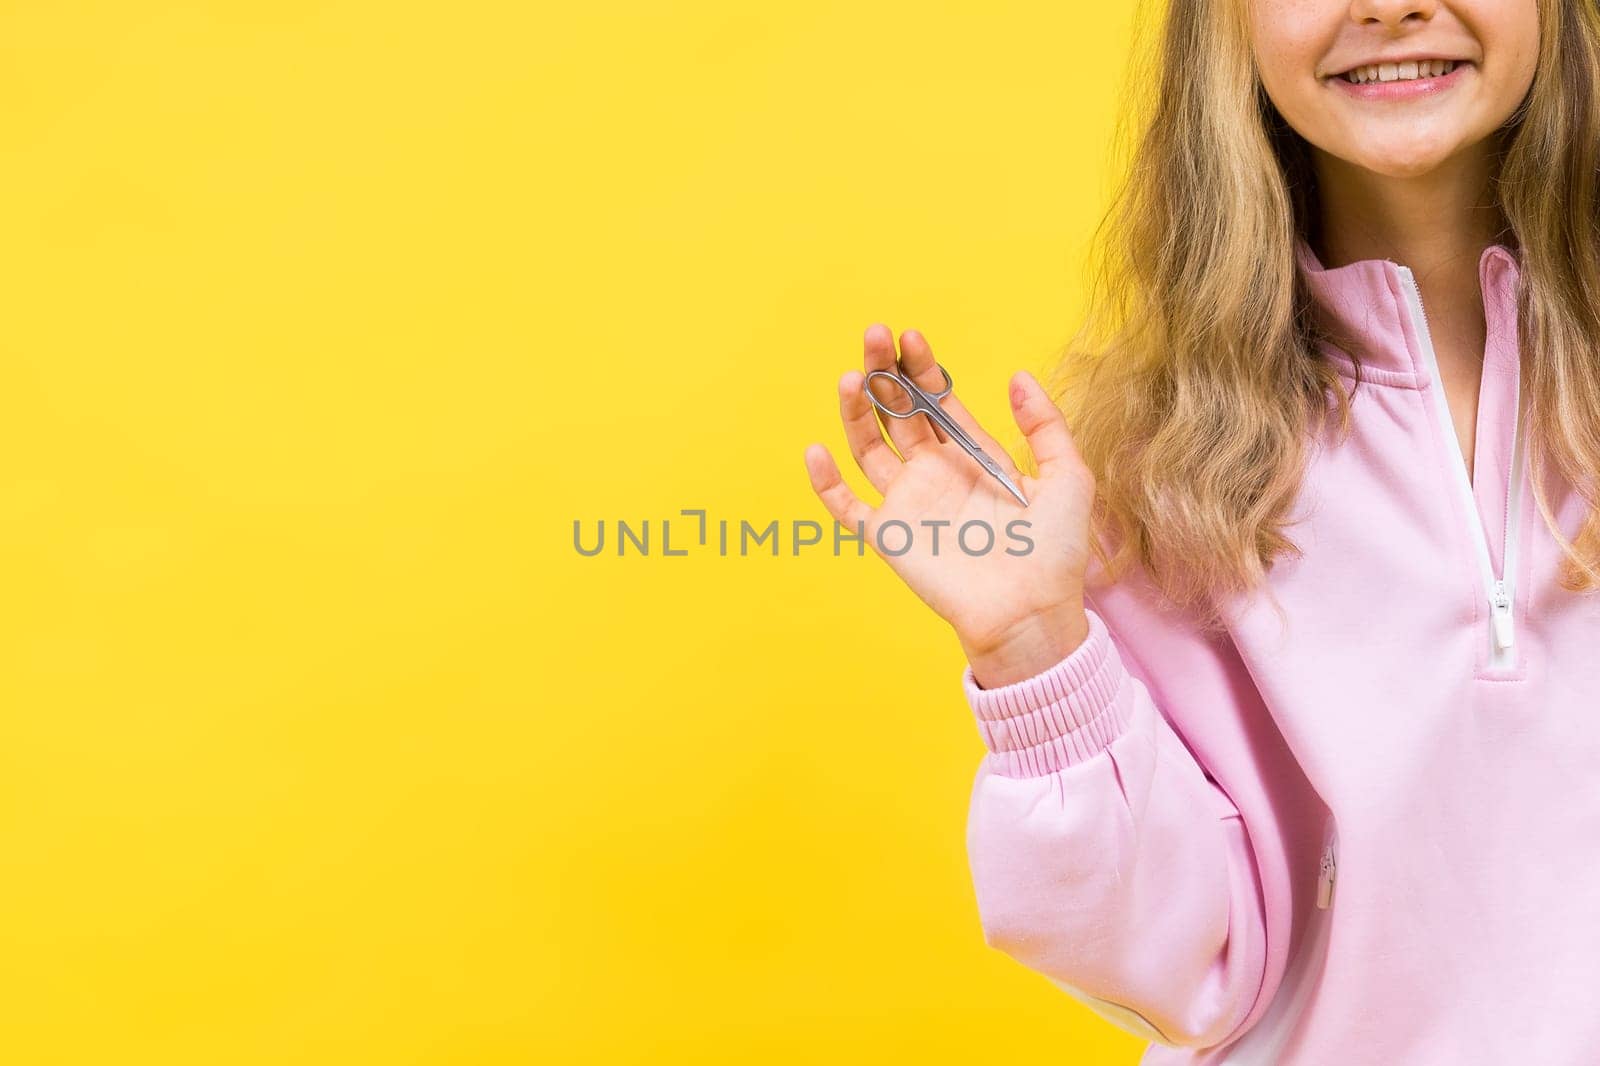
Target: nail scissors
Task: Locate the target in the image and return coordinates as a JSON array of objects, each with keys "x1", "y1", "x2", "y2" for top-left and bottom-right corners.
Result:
[{"x1": 863, "y1": 359, "x2": 1030, "y2": 507}]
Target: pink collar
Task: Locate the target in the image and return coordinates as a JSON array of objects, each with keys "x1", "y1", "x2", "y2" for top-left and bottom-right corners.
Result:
[{"x1": 1294, "y1": 239, "x2": 1521, "y2": 386}]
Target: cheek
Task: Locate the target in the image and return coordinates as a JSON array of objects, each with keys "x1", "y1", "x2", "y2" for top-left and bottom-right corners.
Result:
[
  {"x1": 1505, "y1": 13, "x2": 1540, "y2": 96},
  {"x1": 1250, "y1": 0, "x2": 1323, "y2": 84},
  {"x1": 1248, "y1": 1, "x2": 1338, "y2": 132},
  {"x1": 1257, "y1": 50, "x2": 1338, "y2": 154},
  {"x1": 1474, "y1": 1, "x2": 1541, "y2": 102}
]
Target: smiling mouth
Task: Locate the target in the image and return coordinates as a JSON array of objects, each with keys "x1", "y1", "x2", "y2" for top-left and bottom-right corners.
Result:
[{"x1": 1339, "y1": 59, "x2": 1461, "y2": 85}]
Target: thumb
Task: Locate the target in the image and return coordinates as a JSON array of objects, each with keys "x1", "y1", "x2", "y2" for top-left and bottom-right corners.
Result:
[{"x1": 1009, "y1": 369, "x2": 1082, "y2": 478}]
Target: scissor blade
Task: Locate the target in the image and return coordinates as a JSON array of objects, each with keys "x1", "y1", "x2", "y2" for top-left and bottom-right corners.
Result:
[
  {"x1": 989, "y1": 466, "x2": 1030, "y2": 507},
  {"x1": 919, "y1": 402, "x2": 1029, "y2": 507}
]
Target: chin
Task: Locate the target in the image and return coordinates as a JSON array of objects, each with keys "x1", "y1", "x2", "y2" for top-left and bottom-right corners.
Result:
[{"x1": 1354, "y1": 139, "x2": 1458, "y2": 180}]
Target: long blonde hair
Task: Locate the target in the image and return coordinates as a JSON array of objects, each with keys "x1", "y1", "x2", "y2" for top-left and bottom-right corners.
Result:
[{"x1": 1038, "y1": 0, "x2": 1600, "y2": 630}]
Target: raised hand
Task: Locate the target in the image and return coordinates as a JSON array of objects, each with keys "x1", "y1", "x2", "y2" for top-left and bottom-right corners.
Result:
[{"x1": 803, "y1": 324, "x2": 1097, "y2": 688}]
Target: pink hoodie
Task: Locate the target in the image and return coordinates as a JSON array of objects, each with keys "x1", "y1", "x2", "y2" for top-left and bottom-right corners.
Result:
[{"x1": 962, "y1": 241, "x2": 1600, "y2": 1064}]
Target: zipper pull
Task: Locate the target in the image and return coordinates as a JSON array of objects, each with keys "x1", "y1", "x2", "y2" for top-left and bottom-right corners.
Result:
[
  {"x1": 1316, "y1": 844, "x2": 1337, "y2": 909},
  {"x1": 1490, "y1": 580, "x2": 1515, "y2": 651}
]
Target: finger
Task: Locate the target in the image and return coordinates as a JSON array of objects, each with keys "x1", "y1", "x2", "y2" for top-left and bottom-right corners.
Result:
[
  {"x1": 863, "y1": 323, "x2": 937, "y2": 457},
  {"x1": 891, "y1": 327, "x2": 950, "y2": 445},
  {"x1": 897, "y1": 328, "x2": 1023, "y2": 480},
  {"x1": 1010, "y1": 369, "x2": 1086, "y2": 479},
  {"x1": 803, "y1": 443, "x2": 874, "y2": 531},
  {"x1": 839, "y1": 370, "x2": 902, "y2": 495}
]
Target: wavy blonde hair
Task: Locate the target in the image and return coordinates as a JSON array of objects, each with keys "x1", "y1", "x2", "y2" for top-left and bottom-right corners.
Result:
[{"x1": 1032, "y1": 0, "x2": 1600, "y2": 631}]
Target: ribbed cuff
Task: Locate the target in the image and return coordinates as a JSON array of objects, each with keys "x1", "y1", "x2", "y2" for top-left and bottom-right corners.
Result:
[{"x1": 961, "y1": 608, "x2": 1135, "y2": 778}]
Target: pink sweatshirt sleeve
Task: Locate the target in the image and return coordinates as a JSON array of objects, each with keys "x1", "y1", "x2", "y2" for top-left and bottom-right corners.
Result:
[{"x1": 963, "y1": 604, "x2": 1269, "y2": 1049}]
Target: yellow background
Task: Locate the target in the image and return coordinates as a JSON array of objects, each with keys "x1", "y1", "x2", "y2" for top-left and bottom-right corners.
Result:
[{"x1": 0, "y1": 3, "x2": 1147, "y2": 1062}]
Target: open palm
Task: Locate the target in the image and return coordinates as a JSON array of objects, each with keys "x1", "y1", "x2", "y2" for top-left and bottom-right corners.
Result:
[{"x1": 803, "y1": 325, "x2": 1097, "y2": 685}]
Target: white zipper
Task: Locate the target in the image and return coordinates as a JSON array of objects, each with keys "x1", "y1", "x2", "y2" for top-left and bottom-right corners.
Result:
[{"x1": 1396, "y1": 266, "x2": 1525, "y2": 669}]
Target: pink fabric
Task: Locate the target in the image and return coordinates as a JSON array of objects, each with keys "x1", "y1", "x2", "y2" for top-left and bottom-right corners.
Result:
[{"x1": 962, "y1": 241, "x2": 1600, "y2": 1063}]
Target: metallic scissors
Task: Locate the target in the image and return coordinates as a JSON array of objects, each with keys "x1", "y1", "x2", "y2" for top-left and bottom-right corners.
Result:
[{"x1": 863, "y1": 359, "x2": 1030, "y2": 507}]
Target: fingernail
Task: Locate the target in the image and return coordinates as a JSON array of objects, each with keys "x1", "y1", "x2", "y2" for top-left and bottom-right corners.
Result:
[{"x1": 1011, "y1": 382, "x2": 1027, "y2": 406}]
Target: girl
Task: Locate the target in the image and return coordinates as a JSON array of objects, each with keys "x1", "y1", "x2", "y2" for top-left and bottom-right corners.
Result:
[{"x1": 802, "y1": 0, "x2": 1600, "y2": 1062}]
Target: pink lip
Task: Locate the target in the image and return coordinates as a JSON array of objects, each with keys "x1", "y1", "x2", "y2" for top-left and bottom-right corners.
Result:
[{"x1": 1330, "y1": 61, "x2": 1471, "y2": 100}]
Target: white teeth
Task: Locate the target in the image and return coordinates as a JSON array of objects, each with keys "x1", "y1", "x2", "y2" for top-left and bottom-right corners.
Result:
[{"x1": 1343, "y1": 59, "x2": 1458, "y2": 84}]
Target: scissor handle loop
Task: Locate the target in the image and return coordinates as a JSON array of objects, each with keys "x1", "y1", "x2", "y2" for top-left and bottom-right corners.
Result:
[
  {"x1": 863, "y1": 369, "x2": 920, "y2": 418},
  {"x1": 862, "y1": 363, "x2": 954, "y2": 419}
]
